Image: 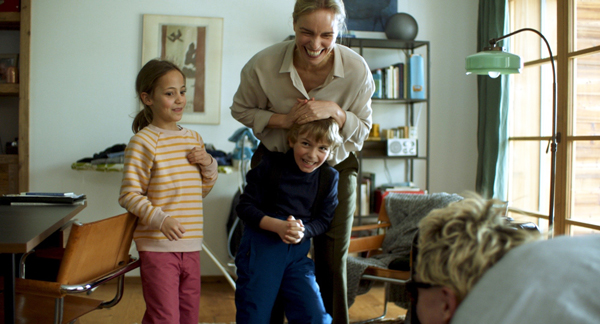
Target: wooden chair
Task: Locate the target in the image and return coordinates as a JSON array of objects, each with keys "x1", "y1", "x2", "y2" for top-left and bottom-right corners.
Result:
[
  {"x1": 1, "y1": 212, "x2": 140, "y2": 324},
  {"x1": 348, "y1": 202, "x2": 413, "y2": 323}
]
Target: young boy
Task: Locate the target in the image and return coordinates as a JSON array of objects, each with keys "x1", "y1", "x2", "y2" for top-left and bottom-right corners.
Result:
[{"x1": 234, "y1": 118, "x2": 342, "y2": 324}]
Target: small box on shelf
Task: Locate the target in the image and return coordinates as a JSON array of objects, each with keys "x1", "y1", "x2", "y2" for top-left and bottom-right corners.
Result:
[
  {"x1": 371, "y1": 69, "x2": 383, "y2": 99},
  {"x1": 387, "y1": 138, "x2": 417, "y2": 157}
]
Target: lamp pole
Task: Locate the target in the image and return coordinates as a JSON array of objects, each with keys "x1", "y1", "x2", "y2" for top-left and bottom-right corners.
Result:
[{"x1": 488, "y1": 28, "x2": 559, "y2": 233}]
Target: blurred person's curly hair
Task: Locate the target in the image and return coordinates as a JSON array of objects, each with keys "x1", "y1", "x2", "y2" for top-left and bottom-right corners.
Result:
[{"x1": 415, "y1": 193, "x2": 540, "y2": 302}]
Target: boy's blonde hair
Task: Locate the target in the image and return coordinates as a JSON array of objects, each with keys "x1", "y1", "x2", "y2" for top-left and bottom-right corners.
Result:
[{"x1": 288, "y1": 118, "x2": 342, "y2": 150}]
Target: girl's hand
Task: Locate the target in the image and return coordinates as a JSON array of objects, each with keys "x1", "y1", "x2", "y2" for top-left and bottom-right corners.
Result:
[
  {"x1": 161, "y1": 216, "x2": 186, "y2": 241},
  {"x1": 283, "y1": 215, "x2": 305, "y2": 244},
  {"x1": 187, "y1": 145, "x2": 213, "y2": 166}
]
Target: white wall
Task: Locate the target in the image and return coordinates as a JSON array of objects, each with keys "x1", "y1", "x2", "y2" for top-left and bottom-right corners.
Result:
[
  {"x1": 396, "y1": 0, "x2": 480, "y2": 192},
  {"x1": 28, "y1": 0, "x2": 478, "y2": 275}
]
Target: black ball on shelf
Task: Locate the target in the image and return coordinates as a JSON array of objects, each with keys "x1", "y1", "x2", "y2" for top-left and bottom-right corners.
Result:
[{"x1": 385, "y1": 13, "x2": 418, "y2": 40}]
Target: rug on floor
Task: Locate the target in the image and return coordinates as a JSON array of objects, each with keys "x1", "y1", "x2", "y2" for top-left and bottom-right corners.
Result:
[
  {"x1": 369, "y1": 317, "x2": 405, "y2": 324},
  {"x1": 197, "y1": 317, "x2": 405, "y2": 324}
]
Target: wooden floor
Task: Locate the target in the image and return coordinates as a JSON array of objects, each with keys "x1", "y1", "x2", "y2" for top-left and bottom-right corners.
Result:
[{"x1": 77, "y1": 276, "x2": 406, "y2": 323}]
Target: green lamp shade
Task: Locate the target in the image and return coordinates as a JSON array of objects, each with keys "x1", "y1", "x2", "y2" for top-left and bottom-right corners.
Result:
[{"x1": 465, "y1": 50, "x2": 522, "y2": 78}]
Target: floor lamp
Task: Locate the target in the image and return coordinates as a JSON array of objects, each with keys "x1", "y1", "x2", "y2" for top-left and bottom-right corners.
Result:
[{"x1": 465, "y1": 28, "x2": 558, "y2": 235}]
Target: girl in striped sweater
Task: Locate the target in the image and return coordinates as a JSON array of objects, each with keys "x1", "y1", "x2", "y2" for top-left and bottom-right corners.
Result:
[{"x1": 119, "y1": 59, "x2": 218, "y2": 324}]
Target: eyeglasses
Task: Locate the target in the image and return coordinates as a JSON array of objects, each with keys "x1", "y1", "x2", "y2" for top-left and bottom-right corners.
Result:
[{"x1": 405, "y1": 279, "x2": 441, "y2": 304}]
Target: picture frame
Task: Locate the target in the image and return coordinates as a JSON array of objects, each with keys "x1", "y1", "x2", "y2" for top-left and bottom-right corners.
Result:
[
  {"x1": 345, "y1": 0, "x2": 397, "y2": 34},
  {"x1": 142, "y1": 14, "x2": 223, "y2": 125},
  {"x1": 0, "y1": 54, "x2": 18, "y2": 84}
]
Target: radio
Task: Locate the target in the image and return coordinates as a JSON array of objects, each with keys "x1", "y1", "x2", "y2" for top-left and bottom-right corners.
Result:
[{"x1": 387, "y1": 139, "x2": 417, "y2": 156}]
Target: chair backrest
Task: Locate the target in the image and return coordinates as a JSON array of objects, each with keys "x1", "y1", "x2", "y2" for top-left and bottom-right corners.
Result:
[
  {"x1": 378, "y1": 199, "x2": 391, "y2": 223},
  {"x1": 56, "y1": 212, "x2": 137, "y2": 285}
]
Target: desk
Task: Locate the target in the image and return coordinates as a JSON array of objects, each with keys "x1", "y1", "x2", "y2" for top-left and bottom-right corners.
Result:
[{"x1": 0, "y1": 202, "x2": 87, "y2": 324}]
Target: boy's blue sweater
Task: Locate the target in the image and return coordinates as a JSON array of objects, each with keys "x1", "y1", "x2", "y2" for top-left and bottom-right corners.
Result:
[{"x1": 236, "y1": 149, "x2": 339, "y2": 240}]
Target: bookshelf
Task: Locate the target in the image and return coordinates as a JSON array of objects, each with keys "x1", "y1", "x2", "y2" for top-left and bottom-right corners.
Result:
[
  {"x1": 0, "y1": 0, "x2": 30, "y2": 195},
  {"x1": 346, "y1": 38, "x2": 430, "y2": 224}
]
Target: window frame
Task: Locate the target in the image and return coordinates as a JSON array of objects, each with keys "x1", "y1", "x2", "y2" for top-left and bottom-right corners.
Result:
[{"x1": 507, "y1": 0, "x2": 600, "y2": 235}]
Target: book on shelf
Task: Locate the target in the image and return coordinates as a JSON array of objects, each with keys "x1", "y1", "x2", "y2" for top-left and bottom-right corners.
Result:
[
  {"x1": 383, "y1": 126, "x2": 413, "y2": 139},
  {"x1": 365, "y1": 55, "x2": 428, "y2": 101},
  {"x1": 23, "y1": 192, "x2": 76, "y2": 197},
  {"x1": 372, "y1": 69, "x2": 383, "y2": 99},
  {"x1": 385, "y1": 186, "x2": 423, "y2": 192},
  {"x1": 10, "y1": 200, "x2": 86, "y2": 206},
  {"x1": 361, "y1": 172, "x2": 376, "y2": 213},
  {"x1": 373, "y1": 185, "x2": 427, "y2": 213},
  {"x1": 373, "y1": 63, "x2": 408, "y2": 100},
  {"x1": 392, "y1": 63, "x2": 405, "y2": 99},
  {"x1": 404, "y1": 61, "x2": 409, "y2": 99},
  {"x1": 355, "y1": 181, "x2": 370, "y2": 216},
  {"x1": 391, "y1": 65, "x2": 399, "y2": 99},
  {"x1": 385, "y1": 65, "x2": 394, "y2": 99},
  {"x1": 0, "y1": 192, "x2": 86, "y2": 205},
  {"x1": 379, "y1": 182, "x2": 418, "y2": 190},
  {"x1": 385, "y1": 189, "x2": 427, "y2": 194}
]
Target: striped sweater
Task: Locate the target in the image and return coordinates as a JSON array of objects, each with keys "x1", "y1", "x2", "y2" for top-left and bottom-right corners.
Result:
[{"x1": 118, "y1": 124, "x2": 218, "y2": 252}]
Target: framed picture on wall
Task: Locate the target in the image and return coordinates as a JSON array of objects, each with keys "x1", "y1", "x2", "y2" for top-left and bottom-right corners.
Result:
[
  {"x1": 345, "y1": 0, "x2": 397, "y2": 33},
  {"x1": 142, "y1": 14, "x2": 223, "y2": 125}
]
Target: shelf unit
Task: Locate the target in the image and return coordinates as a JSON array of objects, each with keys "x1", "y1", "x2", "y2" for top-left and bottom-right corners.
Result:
[
  {"x1": 0, "y1": 0, "x2": 30, "y2": 194},
  {"x1": 346, "y1": 38, "x2": 430, "y2": 224}
]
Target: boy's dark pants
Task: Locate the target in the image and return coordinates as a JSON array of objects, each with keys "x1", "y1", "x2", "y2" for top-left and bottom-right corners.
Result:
[{"x1": 235, "y1": 226, "x2": 331, "y2": 324}]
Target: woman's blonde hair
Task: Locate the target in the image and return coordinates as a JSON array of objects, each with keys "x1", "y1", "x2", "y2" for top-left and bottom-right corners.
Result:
[
  {"x1": 288, "y1": 118, "x2": 343, "y2": 151},
  {"x1": 292, "y1": 0, "x2": 347, "y2": 34},
  {"x1": 416, "y1": 193, "x2": 540, "y2": 302},
  {"x1": 132, "y1": 59, "x2": 184, "y2": 134}
]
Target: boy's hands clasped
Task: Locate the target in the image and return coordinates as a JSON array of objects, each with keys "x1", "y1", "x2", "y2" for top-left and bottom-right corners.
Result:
[
  {"x1": 259, "y1": 215, "x2": 305, "y2": 244},
  {"x1": 282, "y1": 216, "x2": 305, "y2": 244}
]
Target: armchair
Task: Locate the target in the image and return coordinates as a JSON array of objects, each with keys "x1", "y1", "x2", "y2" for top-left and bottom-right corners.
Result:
[
  {"x1": 347, "y1": 192, "x2": 463, "y2": 323},
  {"x1": 1, "y1": 212, "x2": 140, "y2": 323}
]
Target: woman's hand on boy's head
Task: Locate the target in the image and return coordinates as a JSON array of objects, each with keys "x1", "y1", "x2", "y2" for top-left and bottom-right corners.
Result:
[
  {"x1": 282, "y1": 99, "x2": 309, "y2": 129},
  {"x1": 295, "y1": 98, "x2": 344, "y2": 126},
  {"x1": 187, "y1": 146, "x2": 213, "y2": 166}
]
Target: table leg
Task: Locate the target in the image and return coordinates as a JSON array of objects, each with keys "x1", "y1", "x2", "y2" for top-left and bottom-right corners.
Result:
[{"x1": 2, "y1": 253, "x2": 16, "y2": 324}]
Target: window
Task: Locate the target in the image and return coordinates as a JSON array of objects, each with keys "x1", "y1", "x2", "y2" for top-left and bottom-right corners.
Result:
[{"x1": 507, "y1": 0, "x2": 600, "y2": 236}]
